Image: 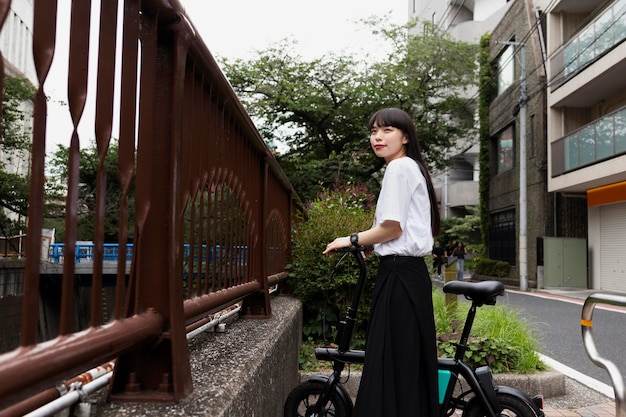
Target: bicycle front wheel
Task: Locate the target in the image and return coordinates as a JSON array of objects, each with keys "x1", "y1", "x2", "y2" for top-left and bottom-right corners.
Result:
[
  {"x1": 463, "y1": 392, "x2": 542, "y2": 417},
  {"x1": 284, "y1": 380, "x2": 350, "y2": 417}
]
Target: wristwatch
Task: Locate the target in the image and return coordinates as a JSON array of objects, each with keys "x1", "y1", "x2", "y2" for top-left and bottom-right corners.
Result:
[{"x1": 350, "y1": 232, "x2": 360, "y2": 248}]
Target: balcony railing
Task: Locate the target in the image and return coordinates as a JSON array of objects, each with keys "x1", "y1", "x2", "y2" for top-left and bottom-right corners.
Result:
[
  {"x1": 550, "y1": 0, "x2": 626, "y2": 87},
  {"x1": 551, "y1": 106, "x2": 626, "y2": 176}
]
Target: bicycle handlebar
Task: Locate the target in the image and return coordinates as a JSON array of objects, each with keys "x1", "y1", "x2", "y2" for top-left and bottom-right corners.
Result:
[{"x1": 334, "y1": 245, "x2": 374, "y2": 253}]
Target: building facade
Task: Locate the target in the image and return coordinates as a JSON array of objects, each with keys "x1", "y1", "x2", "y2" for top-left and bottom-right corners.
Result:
[
  {"x1": 545, "y1": 0, "x2": 626, "y2": 292},
  {"x1": 409, "y1": 0, "x2": 513, "y2": 219},
  {"x1": 0, "y1": 0, "x2": 35, "y2": 223}
]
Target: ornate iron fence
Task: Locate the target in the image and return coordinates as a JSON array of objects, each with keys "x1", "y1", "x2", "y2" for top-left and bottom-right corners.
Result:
[{"x1": 0, "y1": 0, "x2": 299, "y2": 413}]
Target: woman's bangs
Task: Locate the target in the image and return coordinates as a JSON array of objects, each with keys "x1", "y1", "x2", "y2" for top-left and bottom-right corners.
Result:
[{"x1": 368, "y1": 108, "x2": 406, "y2": 130}]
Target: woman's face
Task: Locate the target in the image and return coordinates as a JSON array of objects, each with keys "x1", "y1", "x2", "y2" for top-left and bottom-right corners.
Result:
[{"x1": 370, "y1": 123, "x2": 408, "y2": 163}]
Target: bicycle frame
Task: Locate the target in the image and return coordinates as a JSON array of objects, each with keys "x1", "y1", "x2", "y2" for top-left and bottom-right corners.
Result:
[{"x1": 288, "y1": 248, "x2": 544, "y2": 417}]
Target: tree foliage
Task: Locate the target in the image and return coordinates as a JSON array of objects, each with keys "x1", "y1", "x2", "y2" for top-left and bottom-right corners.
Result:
[
  {"x1": 221, "y1": 19, "x2": 479, "y2": 202},
  {"x1": 48, "y1": 140, "x2": 134, "y2": 242},
  {"x1": 0, "y1": 76, "x2": 36, "y2": 235}
]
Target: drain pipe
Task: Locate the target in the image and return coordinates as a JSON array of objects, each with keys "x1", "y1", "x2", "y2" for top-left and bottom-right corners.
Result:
[{"x1": 23, "y1": 372, "x2": 112, "y2": 417}]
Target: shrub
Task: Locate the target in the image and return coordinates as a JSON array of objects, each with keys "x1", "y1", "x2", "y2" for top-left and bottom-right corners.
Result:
[
  {"x1": 474, "y1": 257, "x2": 511, "y2": 277},
  {"x1": 287, "y1": 182, "x2": 377, "y2": 353},
  {"x1": 433, "y1": 289, "x2": 545, "y2": 373}
]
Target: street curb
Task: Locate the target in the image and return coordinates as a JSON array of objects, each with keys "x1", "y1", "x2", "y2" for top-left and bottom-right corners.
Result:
[{"x1": 300, "y1": 369, "x2": 564, "y2": 399}]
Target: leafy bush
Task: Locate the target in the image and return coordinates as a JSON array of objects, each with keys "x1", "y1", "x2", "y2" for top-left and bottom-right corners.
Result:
[
  {"x1": 287, "y1": 182, "x2": 378, "y2": 353},
  {"x1": 473, "y1": 257, "x2": 511, "y2": 277},
  {"x1": 433, "y1": 290, "x2": 545, "y2": 373}
]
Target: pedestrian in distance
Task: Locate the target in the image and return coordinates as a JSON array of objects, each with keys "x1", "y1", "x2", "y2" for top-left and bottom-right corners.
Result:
[
  {"x1": 444, "y1": 239, "x2": 455, "y2": 260},
  {"x1": 432, "y1": 240, "x2": 445, "y2": 280},
  {"x1": 323, "y1": 107, "x2": 441, "y2": 417},
  {"x1": 452, "y1": 241, "x2": 468, "y2": 280}
]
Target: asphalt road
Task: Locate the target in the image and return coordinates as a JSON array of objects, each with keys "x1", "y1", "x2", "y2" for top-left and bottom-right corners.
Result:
[{"x1": 498, "y1": 289, "x2": 626, "y2": 388}]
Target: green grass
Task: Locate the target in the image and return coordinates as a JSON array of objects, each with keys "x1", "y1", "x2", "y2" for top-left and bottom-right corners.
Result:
[
  {"x1": 433, "y1": 289, "x2": 546, "y2": 373},
  {"x1": 298, "y1": 287, "x2": 546, "y2": 373}
]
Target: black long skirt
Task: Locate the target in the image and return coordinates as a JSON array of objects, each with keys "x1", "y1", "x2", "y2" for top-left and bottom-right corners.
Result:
[{"x1": 352, "y1": 255, "x2": 439, "y2": 417}]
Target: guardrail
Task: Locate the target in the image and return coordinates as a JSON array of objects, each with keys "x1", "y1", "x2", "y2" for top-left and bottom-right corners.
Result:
[
  {"x1": 0, "y1": 0, "x2": 300, "y2": 414},
  {"x1": 581, "y1": 293, "x2": 626, "y2": 417}
]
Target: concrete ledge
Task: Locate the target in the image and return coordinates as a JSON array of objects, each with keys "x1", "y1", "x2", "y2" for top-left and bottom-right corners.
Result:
[{"x1": 95, "y1": 295, "x2": 302, "y2": 416}]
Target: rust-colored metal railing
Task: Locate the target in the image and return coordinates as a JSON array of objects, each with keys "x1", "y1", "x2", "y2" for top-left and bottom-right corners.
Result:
[{"x1": 0, "y1": 0, "x2": 298, "y2": 412}]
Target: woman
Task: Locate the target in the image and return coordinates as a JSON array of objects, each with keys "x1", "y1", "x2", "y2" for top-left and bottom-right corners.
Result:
[
  {"x1": 452, "y1": 241, "x2": 468, "y2": 280},
  {"x1": 323, "y1": 108, "x2": 440, "y2": 416}
]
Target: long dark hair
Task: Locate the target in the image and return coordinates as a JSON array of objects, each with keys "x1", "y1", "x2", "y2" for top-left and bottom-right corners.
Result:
[{"x1": 367, "y1": 107, "x2": 441, "y2": 236}]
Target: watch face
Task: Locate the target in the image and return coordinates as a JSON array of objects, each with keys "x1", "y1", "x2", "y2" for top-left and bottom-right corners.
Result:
[{"x1": 350, "y1": 233, "x2": 358, "y2": 246}]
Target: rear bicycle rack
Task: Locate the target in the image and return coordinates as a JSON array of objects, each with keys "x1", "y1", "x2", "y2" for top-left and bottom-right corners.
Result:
[{"x1": 581, "y1": 293, "x2": 626, "y2": 417}]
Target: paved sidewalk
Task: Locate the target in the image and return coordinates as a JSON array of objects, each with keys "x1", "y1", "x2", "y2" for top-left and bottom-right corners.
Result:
[{"x1": 544, "y1": 401, "x2": 615, "y2": 416}]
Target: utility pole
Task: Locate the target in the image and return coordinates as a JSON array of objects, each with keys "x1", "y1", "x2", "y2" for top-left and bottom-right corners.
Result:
[{"x1": 499, "y1": 40, "x2": 528, "y2": 291}]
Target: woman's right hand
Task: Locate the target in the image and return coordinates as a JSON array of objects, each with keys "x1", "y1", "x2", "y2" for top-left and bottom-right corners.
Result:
[{"x1": 323, "y1": 236, "x2": 351, "y2": 255}]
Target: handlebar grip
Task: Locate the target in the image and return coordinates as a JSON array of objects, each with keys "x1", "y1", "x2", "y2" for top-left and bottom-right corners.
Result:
[{"x1": 338, "y1": 245, "x2": 374, "y2": 253}]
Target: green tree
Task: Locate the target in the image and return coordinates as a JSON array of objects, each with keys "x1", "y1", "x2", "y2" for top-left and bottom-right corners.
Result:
[
  {"x1": 48, "y1": 140, "x2": 134, "y2": 242},
  {"x1": 0, "y1": 76, "x2": 36, "y2": 237},
  {"x1": 221, "y1": 19, "x2": 478, "y2": 202}
]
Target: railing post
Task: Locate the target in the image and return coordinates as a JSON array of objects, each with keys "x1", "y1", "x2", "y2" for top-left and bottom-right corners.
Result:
[
  {"x1": 108, "y1": 8, "x2": 194, "y2": 402},
  {"x1": 241, "y1": 157, "x2": 272, "y2": 318}
]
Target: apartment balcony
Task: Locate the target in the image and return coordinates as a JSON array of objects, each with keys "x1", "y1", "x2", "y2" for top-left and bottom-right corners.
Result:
[
  {"x1": 550, "y1": 105, "x2": 626, "y2": 192},
  {"x1": 549, "y1": 0, "x2": 626, "y2": 107},
  {"x1": 547, "y1": 0, "x2": 626, "y2": 192}
]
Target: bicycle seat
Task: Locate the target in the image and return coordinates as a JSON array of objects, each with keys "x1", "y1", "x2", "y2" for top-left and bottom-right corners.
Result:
[{"x1": 442, "y1": 280, "x2": 505, "y2": 306}]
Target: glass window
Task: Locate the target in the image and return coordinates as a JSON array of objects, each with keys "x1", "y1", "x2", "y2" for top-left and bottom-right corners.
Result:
[
  {"x1": 615, "y1": 0, "x2": 626, "y2": 43},
  {"x1": 564, "y1": 134, "x2": 579, "y2": 171},
  {"x1": 579, "y1": 125, "x2": 596, "y2": 166},
  {"x1": 578, "y1": 26, "x2": 595, "y2": 68},
  {"x1": 497, "y1": 126, "x2": 514, "y2": 173},
  {"x1": 616, "y1": 109, "x2": 626, "y2": 154},
  {"x1": 564, "y1": 39, "x2": 578, "y2": 78},
  {"x1": 596, "y1": 116, "x2": 614, "y2": 160},
  {"x1": 595, "y1": 11, "x2": 613, "y2": 54},
  {"x1": 498, "y1": 46, "x2": 514, "y2": 95}
]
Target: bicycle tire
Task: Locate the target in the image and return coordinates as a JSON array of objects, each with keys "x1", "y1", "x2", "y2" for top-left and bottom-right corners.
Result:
[
  {"x1": 462, "y1": 392, "x2": 541, "y2": 417},
  {"x1": 284, "y1": 380, "x2": 350, "y2": 417}
]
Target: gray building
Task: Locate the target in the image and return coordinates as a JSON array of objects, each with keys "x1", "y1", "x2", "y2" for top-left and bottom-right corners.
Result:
[{"x1": 409, "y1": 0, "x2": 513, "y2": 219}]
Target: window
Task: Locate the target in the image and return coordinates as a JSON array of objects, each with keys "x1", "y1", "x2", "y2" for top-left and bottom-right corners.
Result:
[
  {"x1": 489, "y1": 210, "x2": 516, "y2": 265},
  {"x1": 496, "y1": 126, "x2": 514, "y2": 174},
  {"x1": 498, "y1": 45, "x2": 514, "y2": 95}
]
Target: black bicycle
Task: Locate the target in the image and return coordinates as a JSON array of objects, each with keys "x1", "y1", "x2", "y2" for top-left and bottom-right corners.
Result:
[{"x1": 284, "y1": 247, "x2": 545, "y2": 417}]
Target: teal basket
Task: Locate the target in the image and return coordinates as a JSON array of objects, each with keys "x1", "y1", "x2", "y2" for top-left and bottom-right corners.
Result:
[{"x1": 438, "y1": 370, "x2": 452, "y2": 404}]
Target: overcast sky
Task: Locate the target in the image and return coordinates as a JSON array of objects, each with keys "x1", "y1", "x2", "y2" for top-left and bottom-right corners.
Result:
[
  {"x1": 180, "y1": 0, "x2": 408, "y2": 60},
  {"x1": 43, "y1": 1, "x2": 408, "y2": 155}
]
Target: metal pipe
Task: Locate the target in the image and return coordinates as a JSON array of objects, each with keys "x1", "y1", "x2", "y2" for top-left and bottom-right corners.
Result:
[
  {"x1": 23, "y1": 373, "x2": 113, "y2": 417},
  {"x1": 186, "y1": 304, "x2": 242, "y2": 339},
  {"x1": 0, "y1": 362, "x2": 115, "y2": 417},
  {"x1": 581, "y1": 293, "x2": 626, "y2": 417},
  {"x1": 183, "y1": 281, "x2": 260, "y2": 322}
]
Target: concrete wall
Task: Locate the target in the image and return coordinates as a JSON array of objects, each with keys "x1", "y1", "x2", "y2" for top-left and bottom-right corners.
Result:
[{"x1": 94, "y1": 295, "x2": 303, "y2": 417}]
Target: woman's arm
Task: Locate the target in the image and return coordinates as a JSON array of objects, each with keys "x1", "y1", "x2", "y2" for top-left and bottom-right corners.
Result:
[{"x1": 323, "y1": 220, "x2": 402, "y2": 255}]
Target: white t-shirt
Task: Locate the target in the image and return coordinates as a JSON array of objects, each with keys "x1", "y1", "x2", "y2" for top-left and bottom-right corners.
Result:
[{"x1": 373, "y1": 157, "x2": 433, "y2": 257}]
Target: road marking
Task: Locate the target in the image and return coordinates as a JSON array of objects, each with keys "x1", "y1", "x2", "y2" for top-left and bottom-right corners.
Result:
[
  {"x1": 538, "y1": 353, "x2": 615, "y2": 399},
  {"x1": 506, "y1": 289, "x2": 626, "y2": 314}
]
